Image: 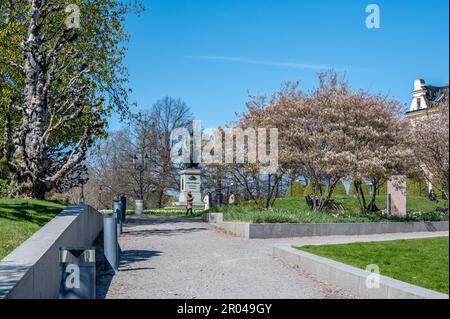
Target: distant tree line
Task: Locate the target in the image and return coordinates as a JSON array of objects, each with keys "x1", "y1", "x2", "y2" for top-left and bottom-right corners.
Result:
[{"x1": 66, "y1": 97, "x2": 192, "y2": 209}]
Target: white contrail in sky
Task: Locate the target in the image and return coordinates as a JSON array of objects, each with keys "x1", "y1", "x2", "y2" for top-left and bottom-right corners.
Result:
[{"x1": 187, "y1": 55, "x2": 339, "y2": 70}]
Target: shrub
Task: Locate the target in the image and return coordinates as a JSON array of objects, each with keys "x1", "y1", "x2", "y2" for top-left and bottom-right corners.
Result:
[
  {"x1": 407, "y1": 178, "x2": 426, "y2": 197},
  {"x1": 332, "y1": 180, "x2": 347, "y2": 196},
  {"x1": 378, "y1": 180, "x2": 387, "y2": 196},
  {"x1": 0, "y1": 179, "x2": 10, "y2": 197},
  {"x1": 304, "y1": 182, "x2": 312, "y2": 195},
  {"x1": 47, "y1": 193, "x2": 69, "y2": 204},
  {"x1": 371, "y1": 209, "x2": 447, "y2": 222},
  {"x1": 285, "y1": 181, "x2": 304, "y2": 197},
  {"x1": 304, "y1": 181, "x2": 327, "y2": 196},
  {"x1": 349, "y1": 180, "x2": 369, "y2": 196},
  {"x1": 0, "y1": 158, "x2": 11, "y2": 197}
]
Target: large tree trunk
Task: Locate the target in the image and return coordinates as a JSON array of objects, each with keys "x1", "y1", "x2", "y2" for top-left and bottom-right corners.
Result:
[
  {"x1": 2, "y1": 103, "x2": 14, "y2": 161},
  {"x1": 157, "y1": 189, "x2": 165, "y2": 209},
  {"x1": 354, "y1": 179, "x2": 368, "y2": 215},
  {"x1": 12, "y1": 0, "x2": 51, "y2": 199},
  {"x1": 367, "y1": 178, "x2": 382, "y2": 212},
  {"x1": 318, "y1": 178, "x2": 339, "y2": 211}
]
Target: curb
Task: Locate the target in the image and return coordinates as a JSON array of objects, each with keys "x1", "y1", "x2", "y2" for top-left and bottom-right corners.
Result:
[
  {"x1": 211, "y1": 219, "x2": 449, "y2": 239},
  {"x1": 273, "y1": 245, "x2": 449, "y2": 299}
]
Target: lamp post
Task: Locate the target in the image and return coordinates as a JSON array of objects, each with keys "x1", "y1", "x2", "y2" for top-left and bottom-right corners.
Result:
[
  {"x1": 79, "y1": 169, "x2": 89, "y2": 204},
  {"x1": 133, "y1": 152, "x2": 149, "y2": 214},
  {"x1": 98, "y1": 186, "x2": 103, "y2": 210}
]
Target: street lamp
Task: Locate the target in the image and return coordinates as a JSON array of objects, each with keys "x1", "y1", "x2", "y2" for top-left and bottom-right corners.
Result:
[
  {"x1": 133, "y1": 152, "x2": 149, "y2": 214},
  {"x1": 79, "y1": 169, "x2": 89, "y2": 204},
  {"x1": 98, "y1": 186, "x2": 103, "y2": 210}
]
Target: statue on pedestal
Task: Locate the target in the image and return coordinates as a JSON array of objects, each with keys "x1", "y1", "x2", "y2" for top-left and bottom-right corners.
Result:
[{"x1": 173, "y1": 131, "x2": 203, "y2": 208}]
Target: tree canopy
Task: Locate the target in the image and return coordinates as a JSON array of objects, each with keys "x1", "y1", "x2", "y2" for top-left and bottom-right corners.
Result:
[{"x1": 0, "y1": 0, "x2": 142, "y2": 198}]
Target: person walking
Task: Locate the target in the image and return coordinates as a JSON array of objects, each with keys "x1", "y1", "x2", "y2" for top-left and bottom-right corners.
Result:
[
  {"x1": 186, "y1": 192, "x2": 194, "y2": 216},
  {"x1": 228, "y1": 191, "x2": 236, "y2": 205},
  {"x1": 203, "y1": 192, "x2": 211, "y2": 210}
]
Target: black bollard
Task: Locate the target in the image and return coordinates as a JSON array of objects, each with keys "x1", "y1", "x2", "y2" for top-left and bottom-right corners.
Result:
[{"x1": 120, "y1": 194, "x2": 127, "y2": 223}]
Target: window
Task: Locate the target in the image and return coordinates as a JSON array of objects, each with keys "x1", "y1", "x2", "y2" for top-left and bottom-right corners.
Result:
[{"x1": 416, "y1": 98, "x2": 421, "y2": 109}]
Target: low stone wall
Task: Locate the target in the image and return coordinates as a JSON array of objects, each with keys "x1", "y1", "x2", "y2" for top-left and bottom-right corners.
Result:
[
  {"x1": 273, "y1": 246, "x2": 449, "y2": 299},
  {"x1": 214, "y1": 222, "x2": 250, "y2": 238},
  {"x1": 0, "y1": 205, "x2": 103, "y2": 299},
  {"x1": 210, "y1": 216, "x2": 449, "y2": 239},
  {"x1": 201, "y1": 213, "x2": 224, "y2": 223}
]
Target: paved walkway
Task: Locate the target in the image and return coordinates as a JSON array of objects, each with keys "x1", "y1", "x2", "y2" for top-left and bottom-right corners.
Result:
[{"x1": 97, "y1": 216, "x2": 448, "y2": 299}]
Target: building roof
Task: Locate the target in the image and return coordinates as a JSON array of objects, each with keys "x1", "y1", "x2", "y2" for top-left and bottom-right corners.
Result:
[
  {"x1": 407, "y1": 82, "x2": 448, "y2": 116},
  {"x1": 424, "y1": 85, "x2": 449, "y2": 103}
]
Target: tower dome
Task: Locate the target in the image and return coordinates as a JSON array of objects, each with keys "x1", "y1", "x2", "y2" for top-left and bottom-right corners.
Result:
[{"x1": 413, "y1": 79, "x2": 426, "y2": 91}]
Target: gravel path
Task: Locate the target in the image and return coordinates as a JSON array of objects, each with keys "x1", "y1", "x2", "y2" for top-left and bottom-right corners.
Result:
[
  {"x1": 98, "y1": 216, "x2": 448, "y2": 299},
  {"x1": 98, "y1": 216, "x2": 353, "y2": 299}
]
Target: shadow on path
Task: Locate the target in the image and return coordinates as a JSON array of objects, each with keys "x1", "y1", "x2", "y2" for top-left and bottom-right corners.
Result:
[
  {"x1": 124, "y1": 216, "x2": 203, "y2": 228},
  {"x1": 120, "y1": 249, "x2": 162, "y2": 267},
  {"x1": 97, "y1": 249, "x2": 162, "y2": 299},
  {"x1": 124, "y1": 227, "x2": 208, "y2": 237}
]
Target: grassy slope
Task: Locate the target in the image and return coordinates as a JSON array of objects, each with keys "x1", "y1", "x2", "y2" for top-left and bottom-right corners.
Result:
[
  {"x1": 298, "y1": 237, "x2": 449, "y2": 294},
  {"x1": 271, "y1": 195, "x2": 448, "y2": 213},
  {"x1": 0, "y1": 199, "x2": 66, "y2": 260},
  {"x1": 222, "y1": 209, "x2": 378, "y2": 223},
  {"x1": 215, "y1": 195, "x2": 448, "y2": 223}
]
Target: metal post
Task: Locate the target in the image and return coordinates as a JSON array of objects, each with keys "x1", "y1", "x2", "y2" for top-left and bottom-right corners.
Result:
[
  {"x1": 98, "y1": 186, "x2": 104, "y2": 211},
  {"x1": 113, "y1": 199, "x2": 123, "y2": 235},
  {"x1": 103, "y1": 215, "x2": 119, "y2": 271},
  {"x1": 80, "y1": 183, "x2": 85, "y2": 204},
  {"x1": 120, "y1": 194, "x2": 127, "y2": 223},
  {"x1": 387, "y1": 194, "x2": 392, "y2": 215},
  {"x1": 139, "y1": 169, "x2": 144, "y2": 201}
]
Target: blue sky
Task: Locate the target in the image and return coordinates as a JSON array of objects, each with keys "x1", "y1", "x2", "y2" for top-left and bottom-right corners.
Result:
[{"x1": 109, "y1": 0, "x2": 449, "y2": 130}]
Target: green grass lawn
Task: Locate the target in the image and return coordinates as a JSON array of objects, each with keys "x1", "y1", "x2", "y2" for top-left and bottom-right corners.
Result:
[
  {"x1": 0, "y1": 199, "x2": 66, "y2": 260},
  {"x1": 212, "y1": 195, "x2": 448, "y2": 223},
  {"x1": 297, "y1": 237, "x2": 449, "y2": 294},
  {"x1": 222, "y1": 209, "x2": 382, "y2": 223},
  {"x1": 271, "y1": 195, "x2": 448, "y2": 213}
]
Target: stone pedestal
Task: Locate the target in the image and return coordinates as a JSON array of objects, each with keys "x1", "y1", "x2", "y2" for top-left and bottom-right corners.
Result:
[
  {"x1": 387, "y1": 175, "x2": 407, "y2": 216},
  {"x1": 173, "y1": 168, "x2": 204, "y2": 208}
]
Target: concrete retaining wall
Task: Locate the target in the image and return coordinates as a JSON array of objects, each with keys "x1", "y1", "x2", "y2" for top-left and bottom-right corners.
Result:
[
  {"x1": 273, "y1": 246, "x2": 449, "y2": 299},
  {"x1": 212, "y1": 218, "x2": 449, "y2": 239},
  {"x1": 0, "y1": 205, "x2": 103, "y2": 299},
  {"x1": 202, "y1": 213, "x2": 224, "y2": 223},
  {"x1": 214, "y1": 222, "x2": 250, "y2": 238}
]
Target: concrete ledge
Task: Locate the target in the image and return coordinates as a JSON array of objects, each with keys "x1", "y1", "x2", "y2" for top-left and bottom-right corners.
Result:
[
  {"x1": 202, "y1": 213, "x2": 224, "y2": 223},
  {"x1": 212, "y1": 221, "x2": 449, "y2": 239},
  {"x1": 214, "y1": 222, "x2": 250, "y2": 239},
  {"x1": 0, "y1": 205, "x2": 103, "y2": 299},
  {"x1": 273, "y1": 246, "x2": 449, "y2": 299}
]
